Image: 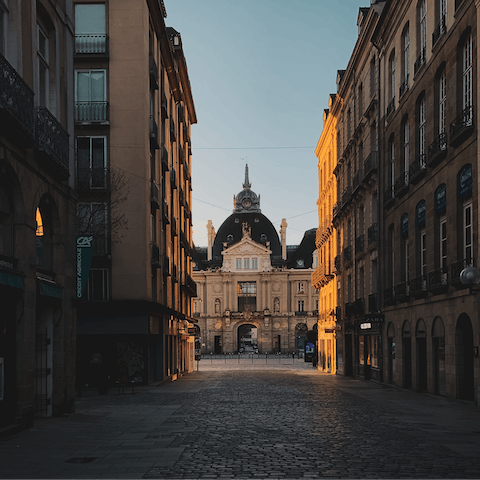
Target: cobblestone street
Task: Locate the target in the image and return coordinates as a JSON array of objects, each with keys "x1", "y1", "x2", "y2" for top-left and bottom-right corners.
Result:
[{"x1": 1, "y1": 363, "x2": 480, "y2": 479}]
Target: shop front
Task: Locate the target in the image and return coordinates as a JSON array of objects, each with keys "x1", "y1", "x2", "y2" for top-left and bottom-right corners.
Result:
[{"x1": 355, "y1": 314, "x2": 384, "y2": 382}]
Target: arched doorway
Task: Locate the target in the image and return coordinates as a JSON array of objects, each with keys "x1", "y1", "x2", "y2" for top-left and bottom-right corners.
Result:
[
  {"x1": 387, "y1": 322, "x2": 395, "y2": 384},
  {"x1": 456, "y1": 314, "x2": 474, "y2": 400},
  {"x1": 238, "y1": 324, "x2": 258, "y2": 353},
  {"x1": 402, "y1": 320, "x2": 412, "y2": 389},
  {"x1": 416, "y1": 319, "x2": 427, "y2": 392},
  {"x1": 432, "y1": 316, "x2": 446, "y2": 396}
]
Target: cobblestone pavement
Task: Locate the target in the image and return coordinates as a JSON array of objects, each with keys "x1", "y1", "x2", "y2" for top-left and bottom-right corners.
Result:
[{"x1": 1, "y1": 363, "x2": 480, "y2": 479}]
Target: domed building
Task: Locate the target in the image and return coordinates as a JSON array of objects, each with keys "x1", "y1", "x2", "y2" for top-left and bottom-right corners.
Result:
[{"x1": 192, "y1": 166, "x2": 318, "y2": 354}]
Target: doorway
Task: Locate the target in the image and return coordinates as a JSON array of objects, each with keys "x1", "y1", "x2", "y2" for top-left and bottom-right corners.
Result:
[
  {"x1": 456, "y1": 314, "x2": 474, "y2": 401},
  {"x1": 237, "y1": 324, "x2": 257, "y2": 353},
  {"x1": 402, "y1": 321, "x2": 412, "y2": 389},
  {"x1": 432, "y1": 317, "x2": 446, "y2": 396},
  {"x1": 416, "y1": 319, "x2": 427, "y2": 392}
]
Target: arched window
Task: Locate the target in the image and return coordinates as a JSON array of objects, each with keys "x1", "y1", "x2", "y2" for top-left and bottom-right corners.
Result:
[
  {"x1": 463, "y1": 34, "x2": 473, "y2": 120},
  {"x1": 401, "y1": 24, "x2": 410, "y2": 96},
  {"x1": 388, "y1": 50, "x2": 396, "y2": 107},
  {"x1": 36, "y1": 199, "x2": 54, "y2": 271}
]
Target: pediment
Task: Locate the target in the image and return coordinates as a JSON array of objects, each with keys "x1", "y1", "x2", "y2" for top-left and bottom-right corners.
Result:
[{"x1": 222, "y1": 237, "x2": 271, "y2": 257}]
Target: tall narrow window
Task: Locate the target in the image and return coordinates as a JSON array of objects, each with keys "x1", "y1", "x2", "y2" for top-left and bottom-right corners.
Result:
[
  {"x1": 236, "y1": 258, "x2": 242, "y2": 270},
  {"x1": 0, "y1": 5, "x2": 5, "y2": 56},
  {"x1": 419, "y1": 0, "x2": 427, "y2": 55},
  {"x1": 464, "y1": 201, "x2": 472, "y2": 262},
  {"x1": 391, "y1": 229, "x2": 395, "y2": 287},
  {"x1": 243, "y1": 258, "x2": 250, "y2": 269},
  {"x1": 297, "y1": 300, "x2": 305, "y2": 312},
  {"x1": 76, "y1": 137, "x2": 107, "y2": 188},
  {"x1": 84, "y1": 268, "x2": 109, "y2": 301},
  {"x1": 370, "y1": 57, "x2": 376, "y2": 97},
  {"x1": 421, "y1": 229, "x2": 427, "y2": 276},
  {"x1": 440, "y1": 216, "x2": 447, "y2": 270},
  {"x1": 390, "y1": 137, "x2": 395, "y2": 196},
  {"x1": 419, "y1": 97, "x2": 426, "y2": 157},
  {"x1": 358, "y1": 83, "x2": 363, "y2": 120},
  {"x1": 252, "y1": 258, "x2": 258, "y2": 270},
  {"x1": 405, "y1": 240, "x2": 410, "y2": 282},
  {"x1": 75, "y1": 69, "x2": 107, "y2": 121},
  {"x1": 463, "y1": 35, "x2": 473, "y2": 122},
  {"x1": 401, "y1": 25, "x2": 409, "y2": 95},
  {"x1": 37, "y1": 25, "x2": 49, "y2": 107},
  {"x1": 439, "y1": 70, "x2": 446, "y2": 135},
  {"x1": 403, "y1": 121, "x2": 409, "y2": 183},
  {"x1": 389, "y1": 51, "x2": 396, "y2": 101},
  {"x1": 238, "y1": 282, "x2": 256, "y2": 312}
]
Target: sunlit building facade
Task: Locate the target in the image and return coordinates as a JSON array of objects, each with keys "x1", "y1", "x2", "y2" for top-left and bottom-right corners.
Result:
[{"x1": 312, "y1": 95, "x2": 338, "y2": 374}]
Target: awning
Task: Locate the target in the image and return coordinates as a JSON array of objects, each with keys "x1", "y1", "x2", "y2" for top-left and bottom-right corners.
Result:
[{"x1": 0, "y1": 270, "x2": 24, "y2": 289}]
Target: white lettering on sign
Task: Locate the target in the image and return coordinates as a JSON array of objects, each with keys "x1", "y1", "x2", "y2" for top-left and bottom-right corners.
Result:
[{"x1": 360, "y1": 323, "x2": 372, "y2": 330}]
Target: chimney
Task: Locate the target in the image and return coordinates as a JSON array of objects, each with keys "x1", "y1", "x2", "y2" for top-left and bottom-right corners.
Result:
[
  {"x1": 207, "y1": 220, "x2": 215, "y2": 261},
  {"x1": 279, "y1": 219, "x2": 288, "y2": 261}
]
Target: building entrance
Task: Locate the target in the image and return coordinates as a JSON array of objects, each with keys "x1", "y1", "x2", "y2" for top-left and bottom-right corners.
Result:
[
  {"x1": 238, "y1": 324, "x2": 258, "y2": 353},
  {"x1": 456, "y1": 314, "x2": 474, "y2": 401}
]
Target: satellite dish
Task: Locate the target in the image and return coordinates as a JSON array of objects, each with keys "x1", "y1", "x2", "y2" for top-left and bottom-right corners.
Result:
[{"x1": 460, "y1": 266, "x2": 480, "y2": 285}]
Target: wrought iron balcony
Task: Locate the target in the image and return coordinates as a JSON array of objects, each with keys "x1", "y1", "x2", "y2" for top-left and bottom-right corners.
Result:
[
  {"x1": 384, "y1": 187, "x2": 395, "y2": 209},
  {"x1": 432, "y1": 16, "x2": 446, "y2": 48},
  {"x1": 149, "y1": 53, "x2": 159, "y2": 90},
  {"x1": 181, "y1": 271, "x2": 197, "y2": 297},
  {"x1": 368, "y1": 293, "x2": 378, "y2": 313},
  {"x1": 343, "y1": 245, "x2": 352, "y2": 264},
  {"x1": 429, "y1": 267, "x2": 448, "y2": 294},
  {"x1": 409, "y1": 154, "x2": 427, "y2": 184},
  {"x1": 363, "y1": 151, "x2": 378, "y2": 183},
  {"x1": 334, "y1": 254, "x2": 341, "y2": 273},
  {"x1": 386, "y1": 97, "x2": 395, "y2": 117},
  {"x1": 76, "y1": 167, "x2": 109, "y2": 191},
  {"x1": 161, "y1": 145, "x2": 169, "y2": 171},
  {"x1": 355, "y1": 234, "x2": 365, "y2": 256},
  {"x1": 75, "y1": 34, "x2": 108, "y2": 55},
  {"x1": 0, "y1": 54, "x2": 35, "y2": 144},
  {"x1": 395, "y1": 281, "x2": 410, "y2": 301},
  {"x1": 367, "y1": 223, "x2": 378, "y2": 246},
  {"x1": 394, "y1": 171, "x2": 409, "y2": 198},
  {"x1": 149, "y1": 115, "x2": 159, "y2": 151},
  {"x1": 399, "y1": 75, "x2": 409, "y2": 98},
  {"x1": 352, "y1": 169, "x2": 364, "y2": 195},
  {"x1": 75, "y1": 101, "x2": 109, "y2": 123},
  {"x1": 35, "y1": 107, "x2": 70, "y2": 178},
  {"x1": 451, "y1": 257, "x2": 474, "y2": 287},
  {"x1": 384, "y1": 286, "x2": 395, "y2": 306},
  {"x1": 428, "y1": 132, "x2": 447, "y2": 167},
  {"x1": 151, "y1": 180, "x2": 160, "y2": 209},
  {"x1": 410, "y1": 274, "x2": 427, "y2": 297},
  {"x1": 341, "y1": 186, "x2": 352, "y2": 209},
  {"x1": 151, "y1": 242, "x2": 160, "y2": 266},
  {"x1": 450, "y1": 106, "x2": 474, "y2": 146},
  {"x1": 414, "y1": 48, "x2": 426, "y2": 76}
]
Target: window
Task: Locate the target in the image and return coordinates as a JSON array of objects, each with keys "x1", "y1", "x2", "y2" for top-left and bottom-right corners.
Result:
[
  {"x1": 370, "y1": 56, "x2": 376, "y2": 97},
  {"x1": 463, "y1": 202, "x2": 472, "y2": 261},
  {"x1": 463, "y1": 35, "x2": 473, "y2": 117},
  {"x1": 421, "y1": 229, "x2": 427, "y2": 276},
  {"x1": 75, "y1": 69, "x2": 107, "y2": 121},
  {"x1": 391, "y1": 227, "x2": 395, "y2": 286},
  {"x1": 297, "y1": 282, "x2": 304, "y2": 293},
  {"x1": 0, "y1": 2, "x2": 6, "y2": 56},
  {"x1": 252, "y1": 258, "x2": 258, "y2": 270},
  {"x1": 419, "y1": 97, "x2": 426, "y2": 156},
  {"x1": 405, "y1": 239, "x2": 410, "y2": 282},
  {"x1": 243, "y1": 258, "x2": 250, "y2": 269},
  {"x1": 297, "y1": 300, "x2": 305, "y2": 312},
  {"x1": 84, "y1": 268, "x2": 109, "y2": 301},
  {"x1": 403, "y1": 120, "x2": 409, "y2": 183},
  {"x1": 439, "y1": 69, "x2": 446, "y2": 134},
  {"x1": 389, "y1": 136, "x2": 395, "y2": 196},
  {"x1": 238, "y1": 282, "x2": 256, "y2": 312},
  {"x1": 358, "y1": 83, "x2": 363, "y2": 119},
  {"x1": 37, "y1": 25, "x2": 49, "y2": 107},
  {"x1": 75, "y1": 4, "x2": 107, "y2": 54},
  {"x1": 440, "y1": 216, "x2": 447, "y2": 270},
  {"x1": 236, "y1": 258, "x2": 242, "y2": 269},
  {"x1": 419, "y1": 0, "x2": 427, "y2": 55},
  {"x1": 389, "y1": 51, "x2": 395, "y2": 102},
  {"x1": 401, "y1": 25, "x2": 410, "y2": 93},
  {"x1": 76, "y1": 137, "x2": 107, "y2": 188}
]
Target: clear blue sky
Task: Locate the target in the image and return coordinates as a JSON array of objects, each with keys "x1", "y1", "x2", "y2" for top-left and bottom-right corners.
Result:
[{"x1": 166, "y1": 0, "x2": 366, "y2": 246}]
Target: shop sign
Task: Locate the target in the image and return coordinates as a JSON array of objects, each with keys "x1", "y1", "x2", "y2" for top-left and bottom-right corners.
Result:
[
  {"x1": 435, "y1": 184, "x2": 447, "y2": 214},
  {"x1": 458, "y1": 164, "x2": 472, "y2": 198},
  {"x1": 0, "y1": 271, "x2": 24, "y2": 289},
  {"x1": 38, "y1": 280, "x2": 63, "y2": 299},
  {"x1": 324, "y1": 328, "x2": 335, "y2": 333},
  {"x1": 76, "y1": 236, "x2": 93, "y2": 298},
  {"x1": 360, "y1": 323, "x2": 372, "y2": 330},
  {"x1": 188, "y1": 327, "x2": 197, "y2": 334},
  {"x1": 364, "y1": 314, "x2": 385, "y2": 323},
  {"x1": 401, "y1": 213, "x2": 409, "y2": 237},
  {"x1": 417, "y1": 200, "x2": 426, "y2": 227}
]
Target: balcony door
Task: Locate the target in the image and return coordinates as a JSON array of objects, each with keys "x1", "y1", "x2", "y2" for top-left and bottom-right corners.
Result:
[{"x1": 75, "y1": 70, "x2": 106, "y2": 121}]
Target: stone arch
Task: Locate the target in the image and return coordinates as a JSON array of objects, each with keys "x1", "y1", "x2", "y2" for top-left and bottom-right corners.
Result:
[{"x1": 237, "y1": 323, "x2": 259, "y2": 353}]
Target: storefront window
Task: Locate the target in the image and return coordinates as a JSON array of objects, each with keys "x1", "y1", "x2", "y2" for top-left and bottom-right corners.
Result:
[{"x1": 358, "y1": 336, "x2": 365, "y2": 364}]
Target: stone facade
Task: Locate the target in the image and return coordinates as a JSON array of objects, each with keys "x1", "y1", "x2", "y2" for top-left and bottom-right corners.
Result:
[
  {"x1": 0, "y1": 0, "x2": 76, "y2": 428},
  {"x1": 193, "y1": 168, "x2": 318, "y2": 355}
]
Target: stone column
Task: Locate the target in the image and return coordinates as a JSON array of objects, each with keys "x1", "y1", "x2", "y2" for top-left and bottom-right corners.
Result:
[
  {"x1": 280, "y1": 219, "x2": 288, "y2": 261},
  {"x1": 206, "y1": 220, "x2": 215, "y2": 261}
]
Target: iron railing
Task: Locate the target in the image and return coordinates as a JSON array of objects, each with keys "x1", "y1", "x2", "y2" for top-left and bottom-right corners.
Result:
[
  {"x1": 428, "y1": 132, "x2": 447, "y2": 165},
  {"x1": 429, "y1": 267, "x2": 448, "y2": 292},
  {"x1": 76, "y1": 167, "x2": 109, "y2": 190},
  {"x1": 355, "y1": 235, "x2": 365, "y2": 255},
  {"x1": 399, "y1": 75, "x2": 409, "y2": 98},
  {"x1": 414, "y1": 48, "x2": 426, "y2": 75},
  {"x1": 409, "y1": 154, "x2": 427, "y2": 183},
  {"x1": 386, "y1": 97, "x2": 395, "y2": 117},
  {"x1": 363, "y1": 151, "x2": 378, "y2": 181},
  {"x1": 432, "y1": 16, "x2": 446, "y2": 48},
  {"x1": 75, "y1": 34, "x2": 108, "y2": 55},
  {"x1": 75, "y1": 101, "x2": 109, "y2": 122},
  {"x1": 367, "y1": 223, "x2": 378, "y2": 246},
  {"x1": 410, "y1": 275, "x2": 427, "y2": 296},
  {"x1": 450, "y1": 105, "x2": 474, "y2": 143}
]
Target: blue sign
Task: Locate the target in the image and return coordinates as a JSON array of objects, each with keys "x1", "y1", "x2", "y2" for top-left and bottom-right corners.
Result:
[
  {"x1": 417, "y1": 200, "x2": 426, "y2": 228},
  {"x1": 458, "y1": 164, "x2": 472, "y2": 198},
  {"x1": 435, "y1": 184, "x2": 447, "y2": 214},
  {"x1": 306, "y1": 343, "x2": 315, "y2": 354},
  {"x1": 76, "y1": 236, "x2": 94, "y2": 298}
]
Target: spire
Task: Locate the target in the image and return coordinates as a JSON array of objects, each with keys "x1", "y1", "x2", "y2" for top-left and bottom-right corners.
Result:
[{"x1": 243, "y1": 164, "x2": 251, "y2": 189}]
